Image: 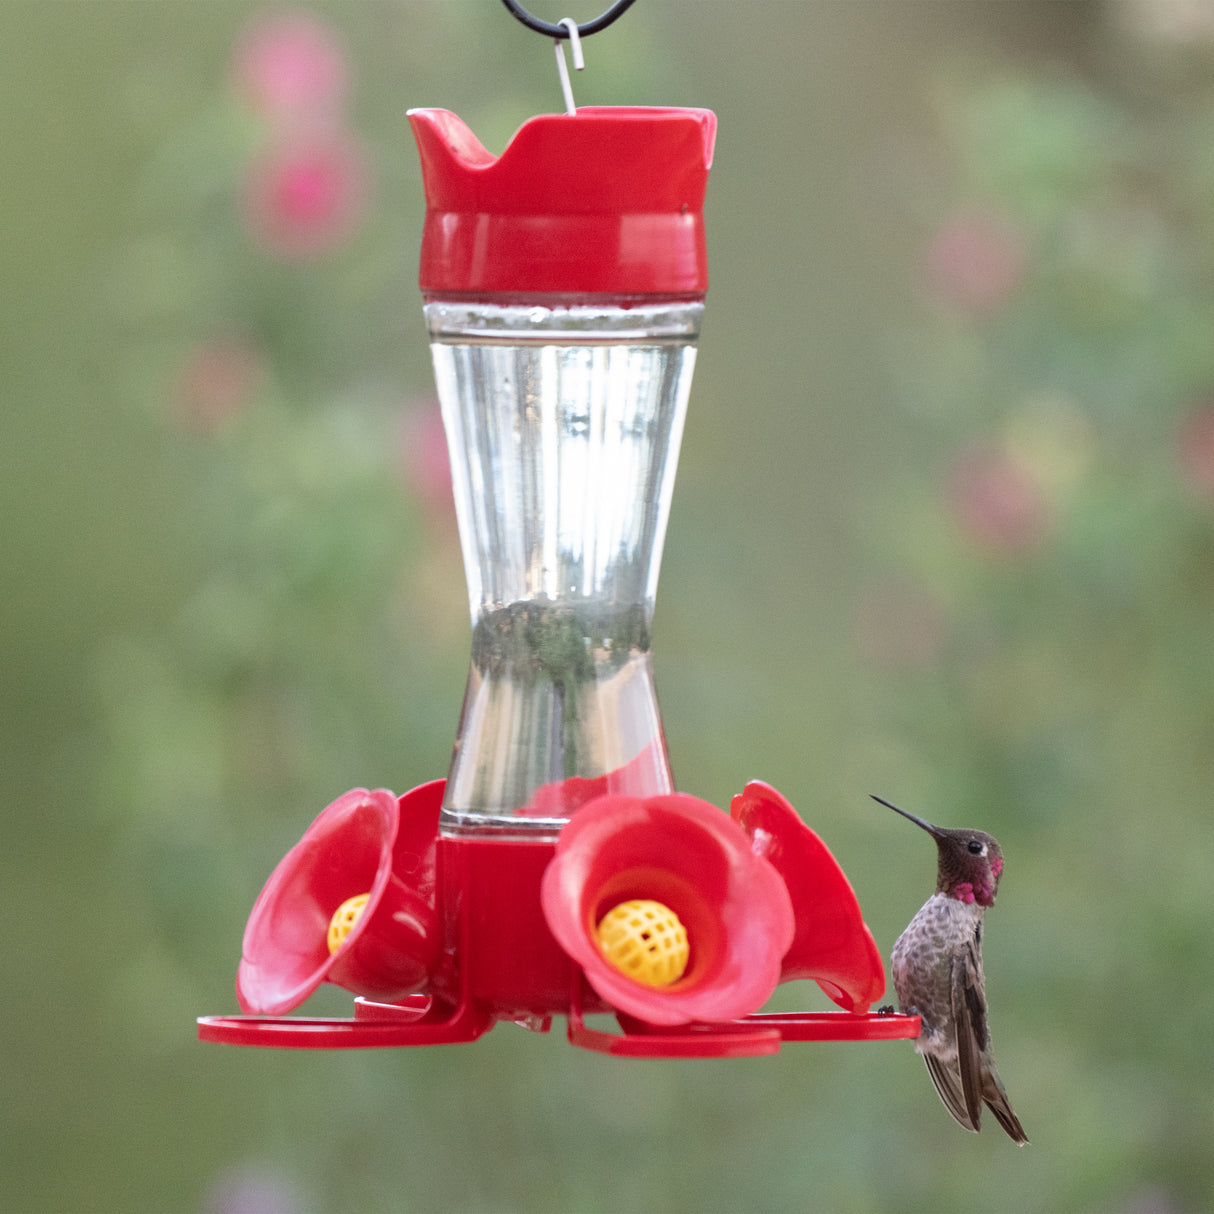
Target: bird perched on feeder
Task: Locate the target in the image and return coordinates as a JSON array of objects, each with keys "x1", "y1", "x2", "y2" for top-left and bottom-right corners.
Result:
[{"x1": 875, "y1": 795, "x2": 1029, "y2": 1145}]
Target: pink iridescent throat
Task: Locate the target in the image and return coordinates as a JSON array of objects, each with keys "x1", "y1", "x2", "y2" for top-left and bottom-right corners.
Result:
[{"x1": 952, "y1": 879, "x2": 996, "y2": 907}]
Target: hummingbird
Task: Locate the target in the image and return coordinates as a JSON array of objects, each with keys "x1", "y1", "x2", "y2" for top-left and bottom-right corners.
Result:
[{"x1": 875, "y1": 795, "x2": 1029, "y2": 1145}]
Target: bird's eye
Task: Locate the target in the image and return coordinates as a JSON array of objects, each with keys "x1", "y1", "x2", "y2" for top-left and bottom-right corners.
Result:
[{"x1": 967, "y1": 839, "x2": 985, "y2": 855}]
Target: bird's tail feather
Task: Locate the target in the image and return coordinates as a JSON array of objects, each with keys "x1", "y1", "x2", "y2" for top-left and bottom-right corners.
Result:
[{"x1": 983, "y1": 1068, "x2": 1029, "y2": 1145}]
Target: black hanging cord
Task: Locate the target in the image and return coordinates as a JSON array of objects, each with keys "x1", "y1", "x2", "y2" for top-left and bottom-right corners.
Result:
[{"x1": 500, "y1": 0, "x2": 638, "y2": 39}]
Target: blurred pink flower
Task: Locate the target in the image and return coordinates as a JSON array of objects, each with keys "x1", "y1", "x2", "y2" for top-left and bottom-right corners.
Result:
[
  {"x1": 242, "y1": 125, "x2": 370, "y2": 260},
  {"x1": 923, "y1": 210, "x2": 1027, "y2": 316},
  {"x1": 947, "y1": 442, "x2": 1050, "y2": 554},
  {"x1": 855, "y1": 581, "x2": 946, "y2": 668},
  {"x1": 232, "y1": 9, "x2": 347, "y2": 119},
  {"x1": 396, "y1": 399, "x2": 454, "y2": 523},
  {"x1": 1177, "y1": 400, "x2": 1214, "y2": 502},
  {"x1": 205, "y1": 1163, "x2": 303, "y2": 1214},
  {"x1": 174, "y1": 335, "x2": 264, "y2": 432}
]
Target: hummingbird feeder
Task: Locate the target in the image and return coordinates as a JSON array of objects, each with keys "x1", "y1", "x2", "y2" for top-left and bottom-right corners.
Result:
[{"x1": 198, "y1": 0, "x2": 920, "y2": 1059}]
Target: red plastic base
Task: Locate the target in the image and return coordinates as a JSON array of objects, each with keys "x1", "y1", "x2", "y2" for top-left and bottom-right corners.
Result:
[
  {"x1": 433, "y1": 835, "x2": 576, "y2": 1018},
  {"x1": 201, "y1": 794, "x2": 923, "y2": 1056},
  {"x1": 197, "y1": 992, "x2": 494, "y2": 1049},
  {"x1": 197, "y1": 987, "x2": 919, "y2": 1057},
  {"x1": 562, "y1": 974, "x2": 919, "y2": 1057}
]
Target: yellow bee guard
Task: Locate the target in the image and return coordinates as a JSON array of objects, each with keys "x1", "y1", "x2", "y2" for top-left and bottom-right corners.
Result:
[
  {"x1": 595, "y1": 899, "x2": 689, "y2": 987},
  {"x1": 327, "y1": 893, "x2": 372, "y2": 955}
]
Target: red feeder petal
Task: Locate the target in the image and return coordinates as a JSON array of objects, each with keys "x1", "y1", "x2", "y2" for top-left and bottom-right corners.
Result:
[
  {"x1": 236, "y1": 782, "x2": 442, "y2": 1015},
  {"x1": 540, "y1": 793, "x2": 794, "y2": 1027},
  {"x1": 730, "y1": 781, "x2": 886, "y2": 1013}
]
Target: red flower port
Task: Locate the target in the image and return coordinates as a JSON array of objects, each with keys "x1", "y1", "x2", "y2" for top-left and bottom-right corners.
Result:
[
  {"x1": 730, "y1": 781, "x2": 886, "y2": 1013},
  {"x1": 236, "y1": 783, "x2": 442, "y2": 1015},
  {"x1": 540, "y1": 792, "x2": 795, "y2": 1026}
]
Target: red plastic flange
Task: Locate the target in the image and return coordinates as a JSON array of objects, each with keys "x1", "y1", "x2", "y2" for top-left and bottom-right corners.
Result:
[{"x1": 196, "y1": 993, "x2": 494, "y2": 1049}]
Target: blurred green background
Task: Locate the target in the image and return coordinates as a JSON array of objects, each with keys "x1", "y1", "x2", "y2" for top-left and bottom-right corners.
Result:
[{"x1": 5, "y1": 1, "x2": 1214, "y2": 1211}]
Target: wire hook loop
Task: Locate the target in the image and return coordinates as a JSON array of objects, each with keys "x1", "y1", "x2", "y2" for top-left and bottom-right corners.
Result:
[{"x1": 500, "y1": 0, "x2": 638, "y2": 39}]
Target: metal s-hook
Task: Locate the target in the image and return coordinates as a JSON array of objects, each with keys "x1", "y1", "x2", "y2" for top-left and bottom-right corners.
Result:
[
  {"x1": 501, "y1": 1, "x2": 637, "y2": 116},
  {"x1": 554, "y1": 18, "x2": 584, "y2": 116}
]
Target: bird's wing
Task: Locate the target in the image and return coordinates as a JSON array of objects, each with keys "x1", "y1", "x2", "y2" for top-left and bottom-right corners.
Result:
[
  {"x1": 923, "y1": 1051, "x2": 979, "y2": 1133},
  {"x1": 959, "y1": 925, "x2": 1030, "y2": 1144},
  {"x1": 951, "y1": 942, "x2": 986, "y2": 1132}
]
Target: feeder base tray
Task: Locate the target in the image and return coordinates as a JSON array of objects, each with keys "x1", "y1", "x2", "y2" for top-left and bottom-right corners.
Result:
[{"x1": 198, "y1": 989, "x2": 919, "y2": 1058}]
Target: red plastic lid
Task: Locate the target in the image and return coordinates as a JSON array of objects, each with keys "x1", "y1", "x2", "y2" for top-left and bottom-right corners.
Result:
[{"x1": 407, "y1": 106, "x2": 716, "y2": 297}]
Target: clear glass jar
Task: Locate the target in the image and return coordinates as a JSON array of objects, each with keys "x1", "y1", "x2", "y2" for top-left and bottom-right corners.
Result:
[{"x1": 426, "y1": 297, "x2": 702, "y2": 837}]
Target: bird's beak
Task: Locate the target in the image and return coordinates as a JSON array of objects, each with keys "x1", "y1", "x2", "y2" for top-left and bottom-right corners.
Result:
[{"x1": 871, "y1": 795, "x2": 946, "y2": 838}]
